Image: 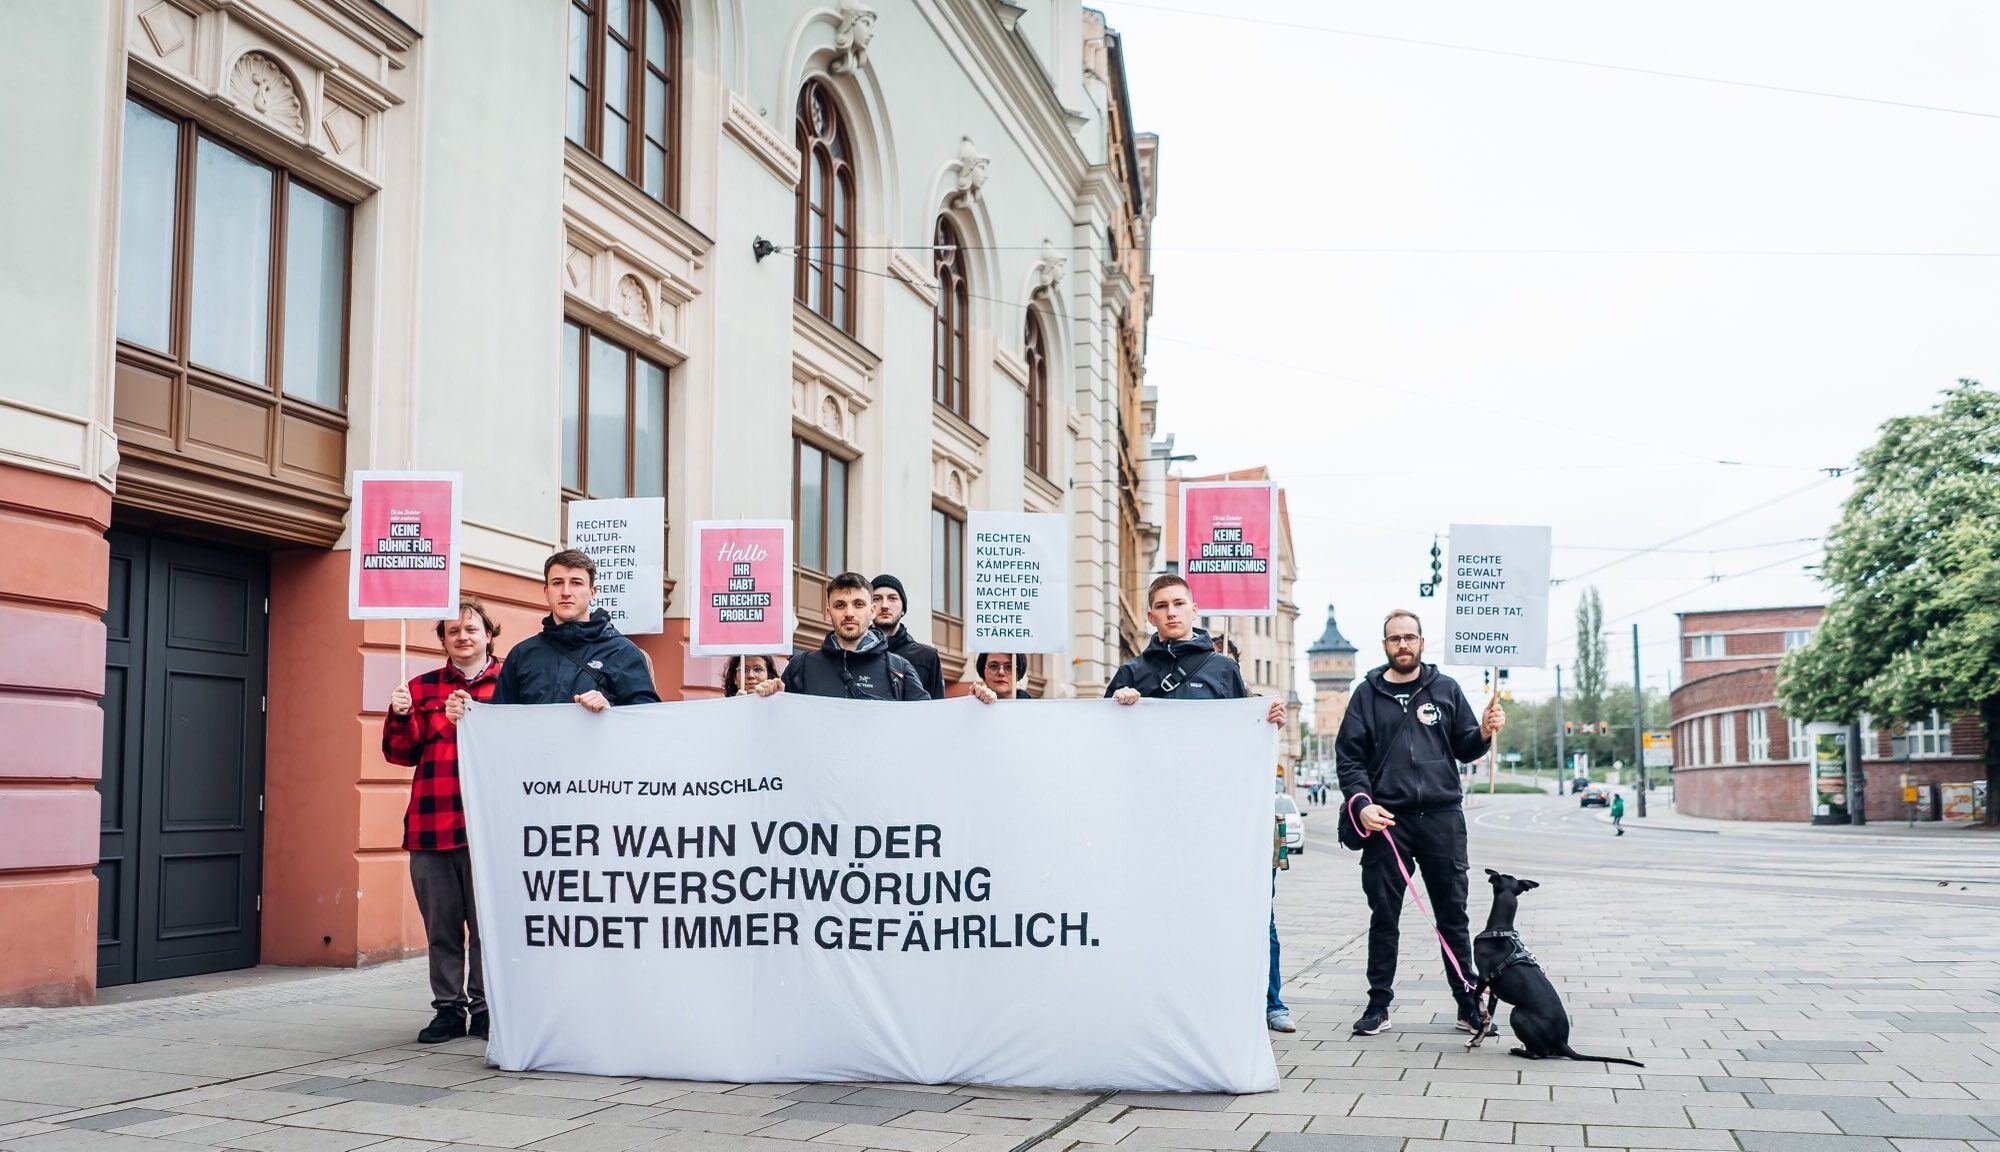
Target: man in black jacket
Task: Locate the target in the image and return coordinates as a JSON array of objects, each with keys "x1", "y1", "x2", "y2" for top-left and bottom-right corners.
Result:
[
  {"x1": 870, "y1": 573, "x2": 946, "y2": 699},
  {"x1": 757, "y1": 572, "x2": 995, "y2": 702},
  {"x1": 445, "y1": 550, "x2": 659, "y2": 720},
  {"x1": 1334, "y1": 608, "x2": 1504, "y2": 1037}
]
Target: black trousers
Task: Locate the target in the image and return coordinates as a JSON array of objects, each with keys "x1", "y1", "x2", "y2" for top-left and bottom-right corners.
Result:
[
  {"x1": 1359, "y1": 808, "x2": 1473, "y2": 1011},
  {"x1": 410, "y1": 848, "x2": 484, "y2": 1014}
]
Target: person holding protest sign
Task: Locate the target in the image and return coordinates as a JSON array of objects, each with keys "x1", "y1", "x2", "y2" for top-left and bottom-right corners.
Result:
[
  {"x1": 756, "y1": 572, "x2": 998, "y2": 702},
  {"x1": 447, "y1": 550, "x2": 658, "y2": 721},
  {"x1": 1334, "y1": 609, "x2": 1504, "y2": 1037},
  {"x1": 975, "y1": 652, "x2": 1032, "y2": 700},
  {"x1": 383, "y1": 599, "x2": 504, "y2": 1043},
  {"x1": 722, "y1": 654, "x2": 779, "y2": 697},
  {"x1": 871, "y1": 573, "x2": 947, "y2": 700},
  {"x1": 1108, "y1": 574, "x2": 1289, "y2": 1031}
]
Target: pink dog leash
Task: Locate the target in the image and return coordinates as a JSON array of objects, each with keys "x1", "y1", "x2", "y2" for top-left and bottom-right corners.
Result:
[{"x1": 1346, "y1": 792, "x2": 1478, "y2": 995}]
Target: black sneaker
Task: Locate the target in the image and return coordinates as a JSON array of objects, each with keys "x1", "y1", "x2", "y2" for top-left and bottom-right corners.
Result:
[
  {"x1": 1353, "y1": 1007, "x2": 1391, "y2": 1035},
  {"x1": 468, "y1": 1010, "x2": 489, "y2": 1040},
  {"x1": 417, "y1": 1008, "x2": 467, "y2": 1044}
]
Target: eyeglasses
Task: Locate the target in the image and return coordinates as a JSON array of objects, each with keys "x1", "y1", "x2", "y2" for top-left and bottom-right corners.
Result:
[{"x1": 1385, "y1": 633, "x2": 1422, "y2": 646}]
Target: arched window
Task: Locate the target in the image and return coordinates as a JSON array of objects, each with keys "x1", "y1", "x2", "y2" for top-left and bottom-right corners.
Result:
[
  {"x1": 795, "y1": 80, "x2": 856, "y2": 333},
  {"x1": 567, "y1": 0, "x2": 680, "y2": 207},
  {"x1": 932, "y1": 217, "x2": 969, "y2": 417},
  {"x1": 1024, "y1": 299, "x2": 1050, "y2": 476}
]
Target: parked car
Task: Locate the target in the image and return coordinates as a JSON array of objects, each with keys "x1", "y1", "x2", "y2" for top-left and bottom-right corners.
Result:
[
  {"x1": 1571, "y1": 775, "x2": 1590, "y2": 794},
  {"x1": 1580, "y1": 783, "x2": 1612, "y2": 808},
  {"x1": 1275, "y1": 794, "x2": 1304, "y2": 853}
]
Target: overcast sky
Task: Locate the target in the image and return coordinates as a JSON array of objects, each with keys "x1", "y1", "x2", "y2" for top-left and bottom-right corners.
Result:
[{"x1": 1101, "y1": 0, "x2": 2000, "y2": 710}]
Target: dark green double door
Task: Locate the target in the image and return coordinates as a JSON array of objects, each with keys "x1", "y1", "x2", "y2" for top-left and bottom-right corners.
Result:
[{"x1": 98, "y1": 530, "x2": 268, "y2": 988}]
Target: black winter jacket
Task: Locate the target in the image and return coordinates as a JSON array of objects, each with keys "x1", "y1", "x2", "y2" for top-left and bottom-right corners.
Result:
[
  {"x1": 782, "y1": 627, "x2": 930, "y2": 700},
  {"x1": 492, "y1": 609, "x2": 660, "y2": 707},
  {"x1": 1334, "y1": 663, "x2": 1489, "y2": 812},
  {"x1": 881, "y1": 623, "x2": 946, "y2": 700},
  {"x1": 1104, "y1": 629, "x2": 1249, "y2": 701}
]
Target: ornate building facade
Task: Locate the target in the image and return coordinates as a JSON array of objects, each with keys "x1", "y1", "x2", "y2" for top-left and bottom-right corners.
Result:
[{"x1": 0, "y1": 0, "x2": 1161, "y2": 1003}]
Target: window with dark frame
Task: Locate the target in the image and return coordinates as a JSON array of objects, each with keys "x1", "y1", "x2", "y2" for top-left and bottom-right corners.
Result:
[
  {"x1": 114, "y1": 95, "x2": 351, "y2": 413},
  {"x1": 566, "y1": 0, "x2": 681, "y2": 208},
  {"x1": 933, "y1": 217, "x2": 969, "y2": 417},
  {"x1": 1023, "y1": 297, "x2": 1050, "y2": 477},
  {"x1": 793, "y1": 436, "x2": 849, "y2": 576},
  {"x1": 794, "y1": 79, "x2": 856, "y2": 334},
  {"x1": 561, "y1": 319, "x2": 668, "y2": 501},
  {"x1": 931, "y1": 505, "x2": 965, "y2": 654}
]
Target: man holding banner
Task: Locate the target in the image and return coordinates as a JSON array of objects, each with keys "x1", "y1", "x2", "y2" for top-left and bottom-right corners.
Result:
[
  {"x1": 447, "y1": 550, "x2": 658, "y2": 720},
  {"x1": 1335, "y1": 609, "x2": 1504, "y2": 1037},
  {"x1": 758, "y1": 572, "x2": 997, "y2": 702}
]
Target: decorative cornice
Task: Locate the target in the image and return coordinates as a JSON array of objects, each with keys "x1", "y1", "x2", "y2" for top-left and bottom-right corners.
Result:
[
  {"x1": 724, "y1": 91, "x2": 802, "y2": 187},
  {"x1": 993, "y1": 347, "x2": 1029, "y2": 392},
  {"x1": 888, "y1": 250, "x2": 937, "y2": 307},
  {"x1": 563, "y1": 140, "x2": 715, "y2": 263}
]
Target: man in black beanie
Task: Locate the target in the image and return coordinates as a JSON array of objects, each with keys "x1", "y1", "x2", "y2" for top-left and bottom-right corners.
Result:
[{"x1": 870, "y1": 573, "x2": 947, "y2": 699}]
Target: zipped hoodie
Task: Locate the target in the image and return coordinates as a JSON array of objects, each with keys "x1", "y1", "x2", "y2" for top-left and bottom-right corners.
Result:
[
  {"x1": 492, "y1": 609, "x2": 660, "y2": 707},
  {"x1": 1333, "y1": 663, "x2": 1490, "y2": 812},
  {"x1": 782, "y1": 627, "x2": 930, "y2": 700},
  {"x1": 1104, "y1": 628, "x2": 1249, "y2": 700}
]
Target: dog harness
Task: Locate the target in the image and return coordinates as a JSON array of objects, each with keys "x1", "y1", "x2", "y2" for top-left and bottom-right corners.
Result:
[{"x1": 1474, "y1": 928, "x2": 1541, "y2": 983}]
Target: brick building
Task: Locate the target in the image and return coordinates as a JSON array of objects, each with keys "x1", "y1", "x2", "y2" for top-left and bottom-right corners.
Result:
[{"x1": 1669, "y1": 605, "x2": 1988, "y2": 821}]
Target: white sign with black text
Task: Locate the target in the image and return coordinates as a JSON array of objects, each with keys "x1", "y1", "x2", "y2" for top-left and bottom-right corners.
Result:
[
  {"x1": 457, "y1": 695, "x2": 1278, "y2": 1093},
  {"x1": 1445, "y1": 523, "x2": 1551, "y2": 668},
  {"x1": 566, "y1": 498, "x2": 665, "y2": 635},
  {"x1": 966, "y1": 511, "x2": 1068, "y2": 653}
]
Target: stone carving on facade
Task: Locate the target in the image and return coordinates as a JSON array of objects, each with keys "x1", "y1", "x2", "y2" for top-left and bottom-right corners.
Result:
[
  {"x1": 138, "y1": 3, "x2": 188, "y2": 57},
  {"x1": 947, "y1": 469, "x2": 966, "y2": 506},
  {"x1": 617, "y1": 274, "x2": 654, "y2": 329},
  {"x1": 831, "y1": 0, "x2": 877, "y2": 75},
  {"x1": 952, "y1": 136, "x2": 990, "y2": 206},
  {"x1": 1036, "y1": 239, "x2": 1067, "y2": 291},
  {"x1": 320, "y1": 104, "x2": 362, "y2": 156},
  {"x1": 229, "y1": 51, "x2": 306, "y2": 135},
  {"x1": 563, "y1": 245, "x2": 591, "y2": 292},
  {"x1": 819, "y1": 396, "x2": 844, "y2": 436}
]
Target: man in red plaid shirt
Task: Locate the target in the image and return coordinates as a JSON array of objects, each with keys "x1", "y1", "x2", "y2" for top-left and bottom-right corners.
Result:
[{"x1": 383, "y1": 598, "x2": 504, "y2": 1044}]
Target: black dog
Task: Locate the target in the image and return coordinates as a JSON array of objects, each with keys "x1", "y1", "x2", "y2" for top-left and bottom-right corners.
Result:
[{"x1": 1469, "y1": 869, "x2": 1644, "y2": 1067}]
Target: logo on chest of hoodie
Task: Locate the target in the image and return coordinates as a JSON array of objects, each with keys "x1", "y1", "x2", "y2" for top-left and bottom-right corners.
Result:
[{"x1": 1416, "y1": 702, "x2": 1441, "y2": 726}]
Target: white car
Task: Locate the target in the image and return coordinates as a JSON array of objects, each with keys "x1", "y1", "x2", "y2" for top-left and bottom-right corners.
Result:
[{"x1": 1275, "y1": 794, "x2": 1304, "y2": 854}]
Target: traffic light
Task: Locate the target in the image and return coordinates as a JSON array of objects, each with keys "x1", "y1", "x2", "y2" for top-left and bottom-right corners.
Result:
[
  {"x1": 1499, "y1": 669, "x2": 1512, "y2": 701},
  {"x1": 1564, "y1": 721, "x2": 1576, "y2": 735}
]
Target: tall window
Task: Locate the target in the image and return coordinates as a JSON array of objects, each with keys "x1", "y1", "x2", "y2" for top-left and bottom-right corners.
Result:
[
  {"x1": 115, "y1": 97, "x2": 350, "y2": 410},
  {"x1": 794, "y1": 438, "x2": 848, "y2": 575},
  {"x1": 1023, "y1": 301, "x2": 1049, "y2": 476},
  {"x1": 1719, "y1": 713, "x2": 1737, "y2": 764},
  {"x1": 1787, "y1": 717, "x2": 1810, "y2": 760},
  {"x1": 1747, "y1": 709, "x2": 1770, "y2": 762},
  {"x1": 1688, "y1": 634, "x2": 1724, "y2": 659},
  {"x1": 562, "y1": 321, "x2": 667, "y2": 499},
  {"x1": 933, "y1": 217, "x2": 969, "y2": 417},
  {"x1": 795, "y1": 80, "x2": 855, "y2": 333},
  {"x1": 1909, "y1": 708, "x2": 1953, "y2": 757},
  {"x1": 567, "y1": 0, "x2": 680, "y2": 206},
  {"x1": 932, "y1": 506, "x2": 965, "y2": 653}
]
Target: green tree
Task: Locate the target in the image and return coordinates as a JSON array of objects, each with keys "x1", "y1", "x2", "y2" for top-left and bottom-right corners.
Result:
[
  {"x1": 1573, "y1": 587, "x2": 1609, "y2": 763},
  {"x1": 1778, "y1": 380, "x2": 2000, "y2": 823}
]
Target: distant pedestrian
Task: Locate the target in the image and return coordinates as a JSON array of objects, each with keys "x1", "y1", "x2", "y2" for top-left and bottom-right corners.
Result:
[
  {"x1": 722, "y1": 654, "x2": 779, "y2": 697},
  {"x1": 1611, "y1": 792, "x2": 1625, "y2": 836},
  {"x1": 383, "y1": 599, "x2": 504, "y2": 1045}
]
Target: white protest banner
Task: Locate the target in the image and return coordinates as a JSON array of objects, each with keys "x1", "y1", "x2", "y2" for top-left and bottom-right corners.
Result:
[
  {"x1": 566, "y1": 498, "x2": 666, "y2": 635},
  {"x1": 687, "y1": 520, "x2": 795, "y2": 657},
  {"x1": 967, "y1": 511, "x2": 1068, "y2": 653},
  {"x1": 1445, "y1": 523, "x2": 1552, "y2": 668},
  {"x1": 458, "y1": 696, "x2": 1278, "y2": 1093},
  {"x1": 348, "y1": 471, "x2": 462, "y2": 619}
]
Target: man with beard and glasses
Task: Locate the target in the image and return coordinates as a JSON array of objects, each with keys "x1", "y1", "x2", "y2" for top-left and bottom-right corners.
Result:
[
  {"x1": 446, "y1": 550, "x2": 658, "y2": 719},
  {"x1": 1334, "y1": 609, "x2": 1505, "y2": 1038},
  {"x1": 755, "y1": 572, "x2": 996, "y2": 703}
]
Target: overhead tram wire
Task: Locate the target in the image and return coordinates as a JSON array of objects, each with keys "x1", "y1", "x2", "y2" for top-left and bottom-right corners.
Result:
[
  {"x1": 777, "y1": 241, "x2": 2000, "y2": 258},
  {"x1": 1549, "y1": 476, "x2": 1845, "y2": 586},
  {"x1": 1544, "y1": 548, "x2": 1826, "y2": 661},
  {"x1": 1108, "y1": 0, "x2": 2000, "y2": 123}
]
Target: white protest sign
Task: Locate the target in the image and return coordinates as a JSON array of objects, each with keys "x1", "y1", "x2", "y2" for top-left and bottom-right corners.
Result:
[
  {"x1": 967, "y1": 511, "x2": 1068, "y2": 654},
  {"x1": 567, "y1": 498, "x2": 665, "y2": 635},
  {"x1": 457, "y1": 696, "x2": 1278, "y2": 1093},
  {"x1": 1445, "y1": 523, "x2": 1551, "y2": 668}
]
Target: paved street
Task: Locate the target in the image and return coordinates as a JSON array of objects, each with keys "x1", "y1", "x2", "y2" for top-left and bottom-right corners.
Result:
[{"x1": 4, "y1": 792, "x2": 1996, "y2": 1152}]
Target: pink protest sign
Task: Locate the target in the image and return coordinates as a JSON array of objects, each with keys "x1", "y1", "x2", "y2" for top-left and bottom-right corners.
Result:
[
  {"x1": 1179, "y1": 481, "x2": 1278, "y2": 616},
  {"x1": 688, "y1": 520, "x2": 795, "y2": 656},
  {"x1": 347, "y1": 471, "x2": 463, "y2": 619}
]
